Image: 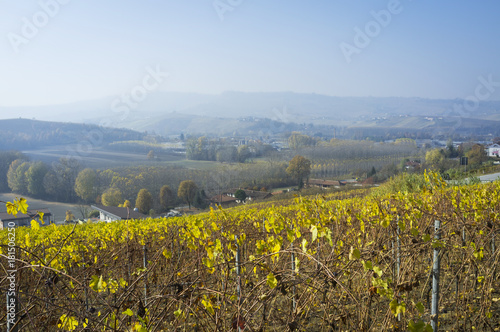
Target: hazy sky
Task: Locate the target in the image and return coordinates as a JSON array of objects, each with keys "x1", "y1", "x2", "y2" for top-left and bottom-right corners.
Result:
[{"x1": 1, "y1": 0, "x2": 500, "y2": 107}]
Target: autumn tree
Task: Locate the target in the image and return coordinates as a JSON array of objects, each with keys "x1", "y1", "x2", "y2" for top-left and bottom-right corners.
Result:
[
  {"x1": 119, "y1": 200, "x2": 132, "y2": 208},
  {"x1": 159, "y1": 185, "x2": 174, "y2": 211},
  {"x1": 147, "y1": 150, "x2": 155, "y2": 160},
  {"x1": 0, "y1": 151, "x2": 27, "y2": 192},
  {"x1": 101, "y1": 188, "x2": 123, "y2": 207},
  {"x1": 425, "y1": 149, "x2": 446, "y2": 171},
  {"x1": 65, "y1": 210, "x2": 75, "y2": 222},
  {"x1": 467, "y1": 144, "x2": 487, "y2": 167},
  {"x1": 47, "y1": 157, "x2": 82, "y2": 202},
  {"x1": 135, "y1": 188, "x2": 153, "y2": 214},
  {"x1": 185, "y1": 136, "x2": 217, "y2": 161},
  {"x1": 237, "y1": 145, "x2": 251, "y2": 163},
  {"x1": 26, "y1": 161, "x2": 48, "y2": 197},
  {"x1": 394, "y1": 138, "x2": 417, "y2": 147},
  {"x1": 286, "y1": 155, "x2": 311, "y2": 189},
  {"x1": 7, "y1": 160, "x2": 30, "y2": 194},
  {"x1": 75, "y1": 168, "x2": 98, "y2": 203},
  {"x1": 43, "y1": 170, "x2": 61, "y2": 201},
  {"x1": 288, "y1": 133, "x2": 316, "y2": 150},
  {"x1": 178, "y1": 180, "x2": 197, "y2": 209},
  {"x1": 216, "y1": 146, "x2": 237, "y2": 163}
]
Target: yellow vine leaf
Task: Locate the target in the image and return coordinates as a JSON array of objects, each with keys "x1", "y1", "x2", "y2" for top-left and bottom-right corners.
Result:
[
  {"x1": 31, "y1": 219, "x2": 40, "y2": 231},
  {"x1": 267, "y1": 272, "x2": 278, "y2": 289},
  {"x1": 17, "y1": 198, "x2": 28, "y2": 214},
  {"x1": 6, "y1": 202, "x2": 17, "y2": 216},
  {"x1": 58, "y1": 314, "x2": 79, "y2": 331}
]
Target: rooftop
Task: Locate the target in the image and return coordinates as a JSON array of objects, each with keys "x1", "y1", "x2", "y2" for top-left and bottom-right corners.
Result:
[
  {"x1": 91, "y1": 205, "x2": 147, "y2": 220},
  {"x1": 0, "y1": 208, "x2": 52, "y2": 222}
]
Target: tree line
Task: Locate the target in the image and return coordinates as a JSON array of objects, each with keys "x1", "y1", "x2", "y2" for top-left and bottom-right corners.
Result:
[
  {"x1": 1, "y1": 136, "x2": 446, "y2": 215},
  {"x1": 185, "y1": 136, "x2": 273, "y2": 162},
  {"x1": 0, "y1": 151, "x2": 305, "y2": 215},
  {"x1": 424, "y1": 140, "x2": 490, "y2": 178}
]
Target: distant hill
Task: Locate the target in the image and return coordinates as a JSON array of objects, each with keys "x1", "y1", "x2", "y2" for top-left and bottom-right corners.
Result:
[
  {"x1": 0, "y1": 119, "x2": 145, "y2": 150},
  {"x1": 2, "y1": 92, "x2": 500, "y2": 137}
]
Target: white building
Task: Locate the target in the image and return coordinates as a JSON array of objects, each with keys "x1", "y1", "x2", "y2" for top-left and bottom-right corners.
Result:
[
  {"x1": 91, "y1": 205, "x2": 147, "y2": 222},
  {"x1": 486, "y1": 144, "x2": 500, "y2": 157}
]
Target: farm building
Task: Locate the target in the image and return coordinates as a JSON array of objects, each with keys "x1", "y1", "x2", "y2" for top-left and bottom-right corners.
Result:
[
  {"x1": 91, "y1": 205, "x2": 147, "y2": 222},
  {"x1": 486, "y1": 144, "x2": 500, "y2": 157},
  {"x1": 307, "y1": 179, "x2": 341, "y2": 189},
  {"x1": 0, "y1": 208, "x2": 53, "y2": 229},
  {"x1": 210, "y1": 189, "x2": 272, "y2": 206},
  {"x1": 210, "y1": 194, "x2": 238, "y2": 206}
]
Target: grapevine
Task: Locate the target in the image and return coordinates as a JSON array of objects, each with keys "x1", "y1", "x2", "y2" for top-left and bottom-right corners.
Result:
[{"x1": 0, "y1": 172, "x2": 499, "y2": 331}]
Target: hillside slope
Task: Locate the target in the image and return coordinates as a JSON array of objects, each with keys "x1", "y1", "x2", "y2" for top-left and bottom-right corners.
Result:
[{"x1": 0, "y1": 118, "x2": 144, "y2": 150}]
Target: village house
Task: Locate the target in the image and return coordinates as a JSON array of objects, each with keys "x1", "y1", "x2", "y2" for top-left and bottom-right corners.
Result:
[
  {"x1": 210, "y1": 194, "x2": 238, "y2": 207},
  {"x1": 405, "y1": 160, "x2": 421, "y2": 171},
  {"x1": 91, "y1": 205, "x2": 147, "y2": 222},
  {"x1": 0, "y1": 208, "x2": 53, "y2": 229},
  {"x1": 307, "y1": 179, "x2": 341, "y2": 189},
  {"x1": 486, "y1": 144, "x2": 500, "y2": 157},
  {"x1": 210, "y1": 189, "x2": 272, "y2": 207},
  {"x1": 242, "y1": 189, "x2": 273, "y2": 201}
]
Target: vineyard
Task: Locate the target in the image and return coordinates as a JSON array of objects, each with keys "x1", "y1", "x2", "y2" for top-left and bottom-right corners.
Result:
[{"x1": 1, "y1": 172, "x2": 499, "y2": 331}]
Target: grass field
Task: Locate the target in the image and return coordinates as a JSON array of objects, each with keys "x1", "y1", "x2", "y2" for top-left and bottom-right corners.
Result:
[
  {"x1": 22, "y1": 145, "x2": 237, "y2": 171},
  {"x1": 164, "y1": 159, "x2": 228, "y2": 170}
]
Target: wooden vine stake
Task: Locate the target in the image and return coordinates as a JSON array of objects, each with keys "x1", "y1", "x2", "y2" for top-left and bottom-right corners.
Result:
[
  {"x1": 83, "y1": 262, "x2": 89, "y2": 312},
  {"x1": 492, "y1": 229, "x2": 496, "y2": 280},
  {"x1": 431, "y1": 219, "x2": 441, "y2": 331},
  {"x1": 143, "y1": 244, "x2": 148, "y2": 307},
  {"x1": 396, "y1": 220, "x2": 401, "y2": 322},
  {"x1": 262, "y1": 217, "x2": 267, "y2": 324},
  {"x1": 291, "y1": 225, "x2": 296, "y2": 314},
  {"x1": 234, "y1": 235, "x2": 242, "y2": 332}
]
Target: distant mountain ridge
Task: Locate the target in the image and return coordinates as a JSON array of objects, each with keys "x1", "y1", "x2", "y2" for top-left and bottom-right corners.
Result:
[{"x1": 2, "y1": 92, "x2": 500, "y2": 137}]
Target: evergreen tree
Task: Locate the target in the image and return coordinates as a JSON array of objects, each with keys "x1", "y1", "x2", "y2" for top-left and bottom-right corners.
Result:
[
  {"x1": 234, "y1": 189, "x2": 247, "y2": 202},
  {"x1": 193, "y1": 189, "x2": 208, "y2": 209},
  {"x1": 159, "y1": 185, "x2": 174, "y2": 211}
]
